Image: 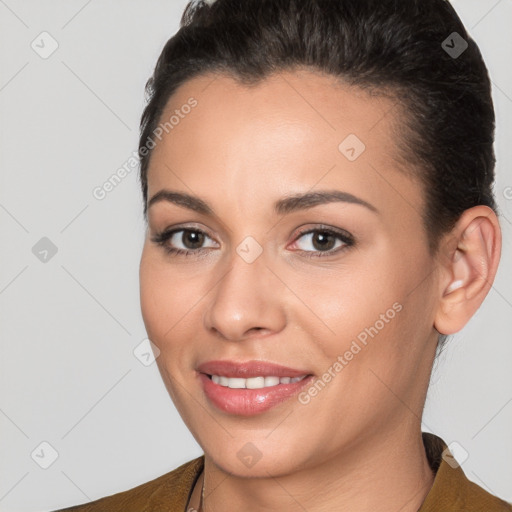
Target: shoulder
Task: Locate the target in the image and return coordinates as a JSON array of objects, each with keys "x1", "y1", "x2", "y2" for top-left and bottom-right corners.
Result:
[
  {"x1": 422, "y1": 461, "x2": 512, "y2": 512},
  {"x1": 420, "y1": 432, "x2": 512, "y2": 511},
  {"x1": 51, "y1": 456, "x2": 204, "y2": 512}
]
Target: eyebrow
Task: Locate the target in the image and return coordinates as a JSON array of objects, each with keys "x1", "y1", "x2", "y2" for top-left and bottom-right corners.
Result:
[{"x1": 147, "y1": 189, "x2": 378, "y2": 216}]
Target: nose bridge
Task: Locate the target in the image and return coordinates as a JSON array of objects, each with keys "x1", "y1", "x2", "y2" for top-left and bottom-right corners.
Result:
[{"x1": 204, "y1": 238, "x2": 286, "y2": 341}]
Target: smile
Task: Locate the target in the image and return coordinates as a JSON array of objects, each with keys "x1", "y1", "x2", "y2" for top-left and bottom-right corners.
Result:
[{"x1": 196, "y1": 359, "x2": 314, "y2": 415}]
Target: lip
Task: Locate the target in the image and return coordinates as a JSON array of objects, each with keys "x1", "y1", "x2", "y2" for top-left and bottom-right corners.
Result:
[
  {"x1": 197, "y1": 359, "x2": 314, "y2": 416},
  {"x1": 197, "y1": 359, "x2": 311, "y2": 378}
]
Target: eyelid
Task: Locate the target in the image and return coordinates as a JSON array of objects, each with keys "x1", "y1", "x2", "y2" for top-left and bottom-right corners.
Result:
[
  {"x1": 291, "y1": 224, "x2": 354, "y2": 243},
  {"x1": 151, "y1": 222, "x2": 217, "y2": 241}
]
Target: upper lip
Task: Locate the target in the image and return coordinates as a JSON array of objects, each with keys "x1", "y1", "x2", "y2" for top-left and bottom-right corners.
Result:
[{"x1": 197, "y1": 360, "x2": 312, "y2": 378}]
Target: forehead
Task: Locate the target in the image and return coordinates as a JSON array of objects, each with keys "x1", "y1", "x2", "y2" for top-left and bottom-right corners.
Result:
[
  {"x1": 152, "y1": 68, "x2": 399, "y2": 161},
  {"x1": 146, "y1": 69, "x2": 423, "y2": 223}
]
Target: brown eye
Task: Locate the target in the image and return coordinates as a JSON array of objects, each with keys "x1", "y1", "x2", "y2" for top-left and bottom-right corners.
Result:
[
  {"x1": 291, "y1": 227, "x2": 355, "y2": 258},
  {"x1": 151, "y1": 227, "x2": 218, "y2": 256}
]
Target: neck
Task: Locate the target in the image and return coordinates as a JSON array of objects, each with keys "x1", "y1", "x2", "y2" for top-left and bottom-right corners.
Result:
[{"x1": 200, "y1": 424, "x2": 435, "y2": 512}]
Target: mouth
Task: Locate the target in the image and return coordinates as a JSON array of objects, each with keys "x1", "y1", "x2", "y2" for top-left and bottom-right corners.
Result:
[{"x1": 196, "y1": 360, "x2": 314, "y2": 416}]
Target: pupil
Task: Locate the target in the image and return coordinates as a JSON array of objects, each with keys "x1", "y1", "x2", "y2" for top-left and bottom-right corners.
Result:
[{"x1": 313, "y1": 232, "x2": 334, "y2": 251}]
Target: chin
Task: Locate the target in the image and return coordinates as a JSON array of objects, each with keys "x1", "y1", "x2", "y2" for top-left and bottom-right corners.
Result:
[
  {"x1": 207, "y1": 449, "x2": 297, "y2": 478},
  {"x1": 201, "y1": 434, "x2": 316, "y2": 478}
]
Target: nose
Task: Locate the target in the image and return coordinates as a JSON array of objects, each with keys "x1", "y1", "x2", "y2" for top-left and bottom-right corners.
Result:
[{"x1": 203, "y1": 247, "x2": 287, "y2": 342}]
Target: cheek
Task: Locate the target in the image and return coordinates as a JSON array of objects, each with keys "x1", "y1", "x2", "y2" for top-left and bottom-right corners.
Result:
[
  {"x1": 139, "y1": 249, "x2": 208, "y2": 357},
  {"x1": 139, "y1": 254, "x2": 163, "y2": 341},
  {"x1": 139, "y1": 251, "x2": 184, "y2": 350},
  {"x1": 290, "y1": 260, "x2": 402, "y2": 349},
  {"x1": 325, "y1": 254, "x2": 437, "y2": 393},
  {"x1": 296, "y1": 247, "x2": 428, "y2": 389}
]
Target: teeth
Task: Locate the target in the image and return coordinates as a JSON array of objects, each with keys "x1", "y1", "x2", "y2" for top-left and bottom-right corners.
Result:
[{"x1": 210, "y1": 374, "x2": 307, "y2": 389}]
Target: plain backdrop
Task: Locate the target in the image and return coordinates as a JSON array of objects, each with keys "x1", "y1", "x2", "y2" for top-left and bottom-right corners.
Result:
[{"x1": 0, "y1": 1, "x2": 511, "y2": 510}]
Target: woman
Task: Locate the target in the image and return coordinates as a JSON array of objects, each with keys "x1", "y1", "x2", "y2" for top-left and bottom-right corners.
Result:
[{"x1": 56, "y1": 0, "x2": 511, "y2": 510}]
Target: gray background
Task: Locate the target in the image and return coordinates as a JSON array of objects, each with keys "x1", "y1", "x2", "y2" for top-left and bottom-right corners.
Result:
[{"x1": 0, "y1": 1, "x2": 511, "y2": 510}]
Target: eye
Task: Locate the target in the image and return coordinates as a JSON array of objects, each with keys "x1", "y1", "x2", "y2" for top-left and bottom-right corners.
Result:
[
  {"x1": 151, "y1": 224, "x2": 355, "y2": 259},
  {"x1": 290, "y1": 226, "x2": 355, "y2": 258},
  {"x1": 151, "y1": 227, "x2": 218, "y2": 256}
]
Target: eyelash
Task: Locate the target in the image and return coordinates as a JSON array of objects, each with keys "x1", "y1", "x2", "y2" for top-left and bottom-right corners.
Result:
[{"x1": 150, "y1": 225, "x2": 355, "y2": 259}]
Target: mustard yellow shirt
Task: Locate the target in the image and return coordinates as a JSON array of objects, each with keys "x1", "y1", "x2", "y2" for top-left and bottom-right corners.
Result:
[{"x1": 54, "y1": 433, "x2": 512, "y2": 511}]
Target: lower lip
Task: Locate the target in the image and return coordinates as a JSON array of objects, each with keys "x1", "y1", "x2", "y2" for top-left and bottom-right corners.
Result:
[{"x1": 198, "y1": 373, "x2": 314, "y2": 416}]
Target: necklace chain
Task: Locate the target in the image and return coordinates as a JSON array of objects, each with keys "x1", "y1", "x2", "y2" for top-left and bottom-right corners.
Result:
[
  {"x1": 200, "y1": 476, "x2": 205, "y2": 511},
  {"x1": 187, "y1": 471, "x2": 205, "y2": 512}
]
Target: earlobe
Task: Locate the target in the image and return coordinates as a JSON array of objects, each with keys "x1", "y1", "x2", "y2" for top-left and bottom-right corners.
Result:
[{"x1": 434, "y1": 206, "x2": 501, "y2": 335}]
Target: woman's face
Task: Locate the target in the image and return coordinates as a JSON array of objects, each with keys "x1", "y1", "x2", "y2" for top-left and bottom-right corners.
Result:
[{"x1": 139, "y1": 69, "x2": 441, "y2": 477}]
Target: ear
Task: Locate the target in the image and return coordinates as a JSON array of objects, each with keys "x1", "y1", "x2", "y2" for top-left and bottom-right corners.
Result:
[{"x1": 434, "y1": 205, "x2": 502, "y2": 335}]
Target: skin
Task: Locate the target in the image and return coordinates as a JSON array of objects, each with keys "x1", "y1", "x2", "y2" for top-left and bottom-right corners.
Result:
[{"x1": 139, "y1": 69, "x2": 501, "y2": 512}]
